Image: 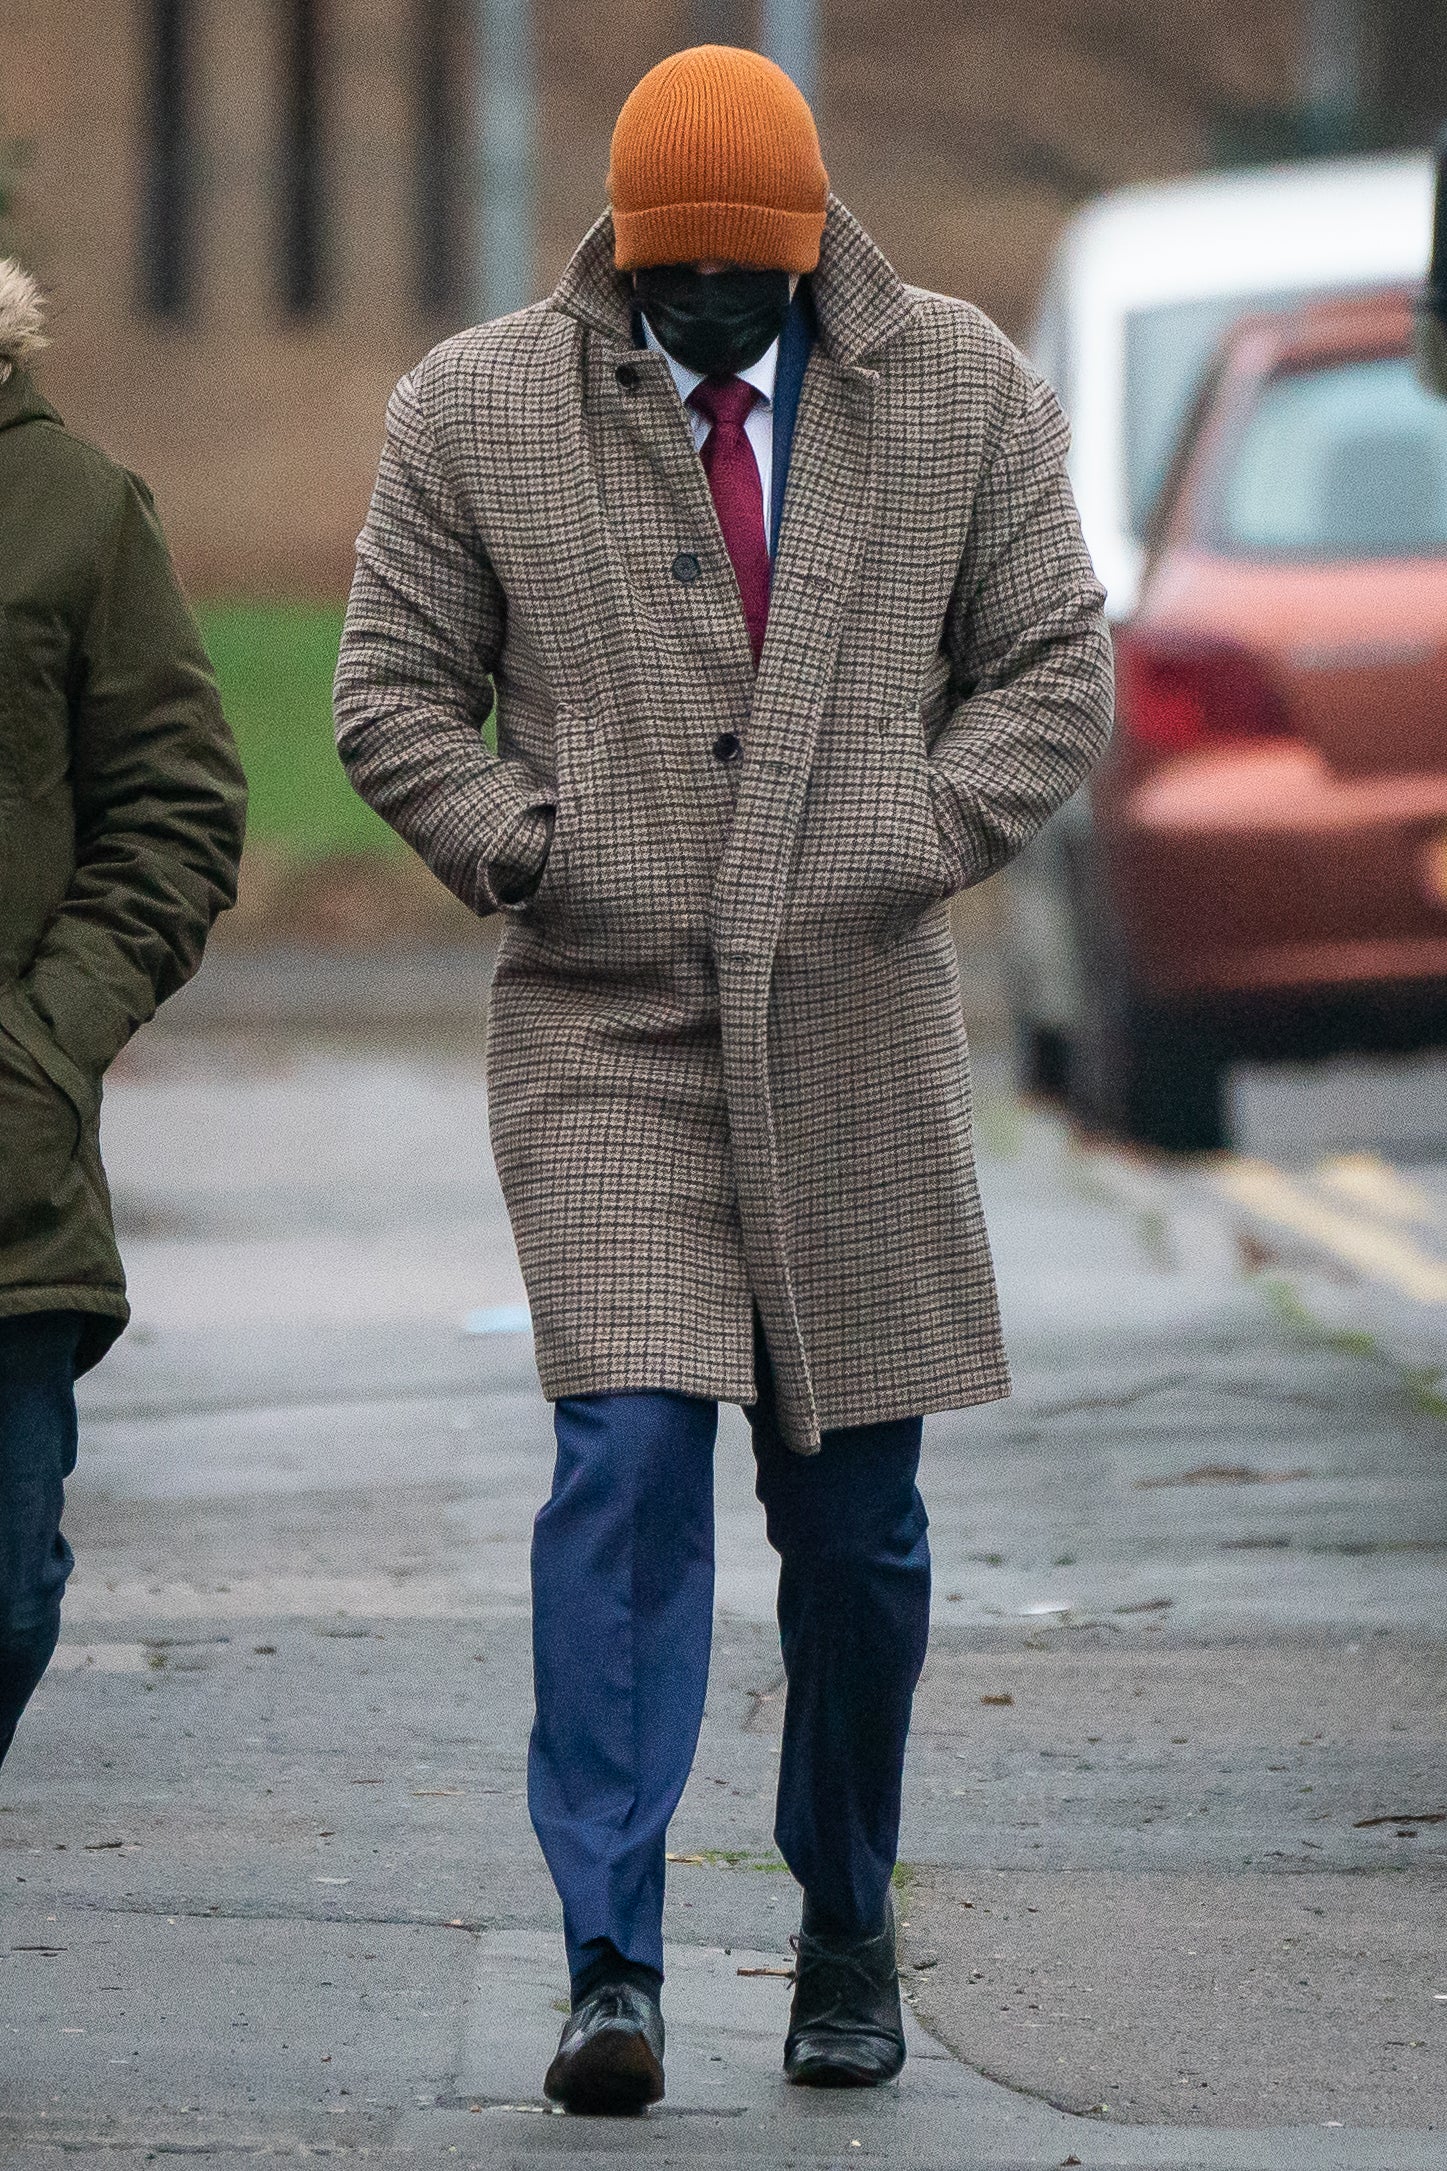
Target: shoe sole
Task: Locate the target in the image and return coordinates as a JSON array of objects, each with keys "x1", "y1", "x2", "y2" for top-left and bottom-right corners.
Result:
[{"x1": 544, "y1": 2023, "x2": 665, "y2": 2114}]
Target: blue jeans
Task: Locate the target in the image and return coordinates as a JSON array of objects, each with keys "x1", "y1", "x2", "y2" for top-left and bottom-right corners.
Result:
[
  {"x1": 0, "y1": 1312, "x2": 83, "y2": 1767},
  {"x1": 527, "y1": 1347, "x2": 930, "y2": 1987}
]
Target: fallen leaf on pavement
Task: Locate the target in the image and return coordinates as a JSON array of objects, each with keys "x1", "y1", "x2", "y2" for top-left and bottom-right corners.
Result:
[
  {"x1": 1354, "y1": 1811, "x2": 1445, "y2": 1827},
  {"x1": 980, "y1": 1692, "x2": 1014, "y2": 1706},
  {"x1": 1136, "y1": 1464, "x2": 1311, "y2": 1488}
]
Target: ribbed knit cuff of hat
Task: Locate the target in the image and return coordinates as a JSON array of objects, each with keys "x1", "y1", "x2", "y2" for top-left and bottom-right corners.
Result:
[{"x1": 613, "y1": 198, "x2": 824, "y2": 274}]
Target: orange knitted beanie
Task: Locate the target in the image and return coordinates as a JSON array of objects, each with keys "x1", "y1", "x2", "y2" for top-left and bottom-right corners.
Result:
[{"x1": 609, "y1": 46, "x2": 829, "y2": 274}]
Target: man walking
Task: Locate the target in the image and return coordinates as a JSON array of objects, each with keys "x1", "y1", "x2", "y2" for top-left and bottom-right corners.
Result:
[
  {"x1": 336, "y1": 45, "x2": 1112, "y2": 2111},
  {"x1": 0, "y1": 262, "x2": 246, "y2": 1770}
]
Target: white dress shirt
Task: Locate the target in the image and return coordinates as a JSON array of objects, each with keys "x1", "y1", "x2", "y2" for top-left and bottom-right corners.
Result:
[{"x1": 642, "y1": 320, "x2": 780, "y2": 549}]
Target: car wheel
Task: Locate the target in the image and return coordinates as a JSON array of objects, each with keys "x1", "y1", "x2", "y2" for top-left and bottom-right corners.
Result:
[{"x1": 1067, "y1": 849, "x2": 1228, "y2": 1154}]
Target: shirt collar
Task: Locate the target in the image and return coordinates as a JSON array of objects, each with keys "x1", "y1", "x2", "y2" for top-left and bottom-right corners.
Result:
[{"x1": 641, "y1": 318, "x2": 779, "y2": 412}]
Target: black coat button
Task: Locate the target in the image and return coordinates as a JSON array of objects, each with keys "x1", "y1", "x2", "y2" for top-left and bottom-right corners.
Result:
[
  {"x1": 672, "y1": 552, "x2": 701, "y2": 584},
  {"x1": 712, "y1": 731, "x2": 743, "y2": 765},
  {"x1": 615, "y1": 363, "x2": 639, "y2": 389}
]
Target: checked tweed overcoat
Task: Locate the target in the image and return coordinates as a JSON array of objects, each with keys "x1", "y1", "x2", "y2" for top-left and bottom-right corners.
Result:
[{"x1": 335, "y1": 199, "x2": 1113, "y2": 1453}]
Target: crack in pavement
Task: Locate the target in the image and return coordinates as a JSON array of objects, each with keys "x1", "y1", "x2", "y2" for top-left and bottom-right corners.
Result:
[
  {"x1": 1027, "y1": 1375, "x2": 1194, "y2": 1418},
  {"x1": 66, "y1": 1898, "x2": 487, "y2": 1932}
]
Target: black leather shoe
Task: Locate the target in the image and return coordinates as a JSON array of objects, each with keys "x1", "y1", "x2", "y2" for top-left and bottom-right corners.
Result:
[
  {"x1": 543, "y1": 1978, "x2": 665, "y2": 2113},
  {"x1": 784, "y1": 1897, "x2": 906, "y2": 2087}
]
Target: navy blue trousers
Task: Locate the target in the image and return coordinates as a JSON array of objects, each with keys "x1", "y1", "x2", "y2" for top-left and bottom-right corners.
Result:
[
  {"x1": 0, "y1": 1312, "x2": 83, "y2": 1768},
  {"x1": 527, "y1": 1354, "x2": 930, "y2": 1987}
]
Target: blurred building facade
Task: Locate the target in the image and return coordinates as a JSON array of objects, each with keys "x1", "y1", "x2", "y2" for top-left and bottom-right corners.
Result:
[
  {"x1": 2, "y1": 0, "x2": 482, "y2": 593},
  {"x1": 0, "y1": 0, "x2": 1435, "y2": 597}
]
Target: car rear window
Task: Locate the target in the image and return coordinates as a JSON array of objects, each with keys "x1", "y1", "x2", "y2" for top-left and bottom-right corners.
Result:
[
  {"x1": 1124, "y1": 290, "x2": 1320, "y2": 538},
  {"x1": 1217, "y1": 354, "x2": 1447, "y2": 559}
]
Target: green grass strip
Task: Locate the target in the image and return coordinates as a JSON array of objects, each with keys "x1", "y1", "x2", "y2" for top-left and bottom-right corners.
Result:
[{"x1": 199, "y1": 601, "x2": 403, "y2": 860}]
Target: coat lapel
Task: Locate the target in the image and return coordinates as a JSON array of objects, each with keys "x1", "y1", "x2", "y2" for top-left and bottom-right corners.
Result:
[
  {"x1": 711, "y1": 194, "x2": 919, "y2": 952},
  {"x1": 553, "y1": 213, "x2": 758, "y2": 720},
  {"x1": 706, "y1": 203, "x2": 920, "y2": 1449},
  {"x1": 547, "y1": 199, "x2": 918, "y2": 742},
  {"x1": 606, "y1": 346, "x2": 759, "y2": 701},
  {"x1": 711, "y1": 346, "x2": 877, "y2": 944}
]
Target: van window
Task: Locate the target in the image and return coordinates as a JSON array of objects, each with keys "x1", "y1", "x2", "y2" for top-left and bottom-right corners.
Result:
[
  {"x1": 1125, "y1": 290, "x2": 1315, "y2": 536},
  {"x1": 1217, "y1": 353, "x2": 1447, "y2": 559},
  {"x1": 1031, "y1": 270, "x2": 1070, "y2": 418}
]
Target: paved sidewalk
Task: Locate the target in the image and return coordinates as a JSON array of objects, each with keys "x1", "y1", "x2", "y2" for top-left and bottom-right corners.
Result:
[{"x1": 1, "y1": 1028, "x2": 1444, "y2": 2164}]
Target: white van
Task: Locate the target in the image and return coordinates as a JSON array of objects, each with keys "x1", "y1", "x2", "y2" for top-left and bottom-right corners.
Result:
[
  {"x1": 1035, "y1": 151, "x2": 1435, "y2": 619},
  {"x1": 1007, "y1": 151, "x2": 1436, "y2": 1094}
]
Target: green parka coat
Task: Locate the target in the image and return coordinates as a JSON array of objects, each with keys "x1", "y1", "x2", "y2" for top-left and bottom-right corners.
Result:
[{"x1": 0, "y1": 264, "x2": 246, "y2": 1371}]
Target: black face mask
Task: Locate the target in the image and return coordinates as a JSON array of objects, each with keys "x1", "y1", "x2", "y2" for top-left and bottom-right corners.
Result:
[{"x1": 635, "y1": 264, "x2": 792, "y2": 378}]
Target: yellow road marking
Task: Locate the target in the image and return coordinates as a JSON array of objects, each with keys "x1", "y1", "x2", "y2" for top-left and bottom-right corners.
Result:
[
  {"x1": 1314, "y1": 1151, "x2": 1437, "y2": 1228},
  {"x1": 1215, "y1": 1158, "x2": 1447, "y2": 1306}
]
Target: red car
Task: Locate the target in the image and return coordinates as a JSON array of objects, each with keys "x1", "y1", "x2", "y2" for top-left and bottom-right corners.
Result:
[{"x1": 1074, "y1": 288, "x2": 1447, "y2": 1150}]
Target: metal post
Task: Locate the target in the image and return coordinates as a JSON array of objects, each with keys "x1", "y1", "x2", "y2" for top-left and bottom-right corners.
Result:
[
  {"x1": 142, "y1": 0, "x2": 196, "y2": 318},
  {"x1": 475, "y1": 0, "x2": 535, "y2": 320},
  {"x1": 760, "y1": 0, "x2": 818, "y2": 108},
  {"x1": 1300, "y1": 0, "x2": 1363, "y2": 151},
  {"x1": 691, "y1": 0, "x2": 743, "y2": 42}
]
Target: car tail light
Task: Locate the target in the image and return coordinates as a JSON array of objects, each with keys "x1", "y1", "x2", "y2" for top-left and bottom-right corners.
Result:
[{"x1": 1115, "y1": 629, "x2": 1292, "y2": 752}]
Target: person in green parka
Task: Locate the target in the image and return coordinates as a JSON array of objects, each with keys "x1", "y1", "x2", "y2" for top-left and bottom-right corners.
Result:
[{"x1": 0, "y1": 259, "x2": 246, "y2": 1767}]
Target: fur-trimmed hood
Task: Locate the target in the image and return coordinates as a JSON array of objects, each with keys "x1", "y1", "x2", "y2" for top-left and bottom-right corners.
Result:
[{"x1": 0, "y1": 259, "x2": 47, "y2": 380}]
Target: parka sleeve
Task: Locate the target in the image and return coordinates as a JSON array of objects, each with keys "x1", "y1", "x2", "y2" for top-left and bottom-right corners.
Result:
[
  {"x1": 333, "y1": 369, "x2": 555, "y2": 915},
  {"x1": 927, "y1": 374, "x2": 1114, "y2": 891},
  {"x1": 21, "y1": 473, "x2": 247, "y2": 1078}
]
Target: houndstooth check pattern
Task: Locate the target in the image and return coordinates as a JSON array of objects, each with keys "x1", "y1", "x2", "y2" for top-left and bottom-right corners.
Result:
[{"x1": 335, "y1": 197, "x2": 1113, "y2": 1452}]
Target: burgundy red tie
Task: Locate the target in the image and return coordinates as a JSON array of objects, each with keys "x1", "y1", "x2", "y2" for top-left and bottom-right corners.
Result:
[{"x1": 687, "y1": 376, "x2": 770, "y2": 666}]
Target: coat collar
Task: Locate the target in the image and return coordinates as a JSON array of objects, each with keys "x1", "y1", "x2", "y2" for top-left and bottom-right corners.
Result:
[
  {"x1": 549, "y1": 195, "x2": 918, "y2": 370},
  {"x1": 0, "y1": 364, "x2": 59, "y2": 437}
]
